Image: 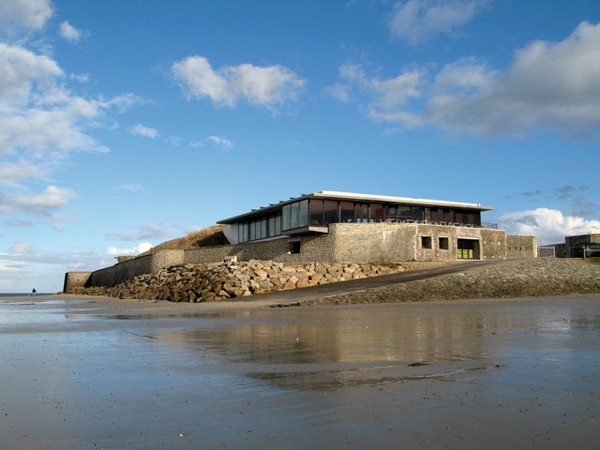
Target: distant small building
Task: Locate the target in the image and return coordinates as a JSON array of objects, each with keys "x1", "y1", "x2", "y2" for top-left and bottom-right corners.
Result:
[{"x1": 543, "y1": 233, "x2": 600, "y2": 258}]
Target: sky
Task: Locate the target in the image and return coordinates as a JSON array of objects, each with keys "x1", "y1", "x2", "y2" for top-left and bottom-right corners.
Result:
[{"x1": 1, "y1": 0, "x2": 600, "y2": 292}]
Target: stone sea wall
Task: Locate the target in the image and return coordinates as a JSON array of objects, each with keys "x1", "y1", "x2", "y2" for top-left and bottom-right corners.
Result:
[
  {"x1": 288, "y1": 258, "x2": 600, "y2": 306},
  {"x1": 76, "y1": 260, "x2": 405, "y2": 302}
]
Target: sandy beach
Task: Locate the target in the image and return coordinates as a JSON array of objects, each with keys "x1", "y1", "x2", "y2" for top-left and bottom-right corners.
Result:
[{"x1": 1, "y1": 293, "x2": 599, "y2": 449}]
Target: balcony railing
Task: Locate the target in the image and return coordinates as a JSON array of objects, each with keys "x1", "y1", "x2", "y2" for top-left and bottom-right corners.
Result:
[{"x1": 379, "y1": 218, "x2": 499, "y2": 229}]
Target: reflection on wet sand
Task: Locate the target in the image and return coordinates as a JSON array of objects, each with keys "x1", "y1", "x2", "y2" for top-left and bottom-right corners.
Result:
[
  {"x1": 155, "y1": 304, "x2": 562, "y2": 390},
  {"x1": 2, "y1": 296, "x2": 600, "y2": 449}
]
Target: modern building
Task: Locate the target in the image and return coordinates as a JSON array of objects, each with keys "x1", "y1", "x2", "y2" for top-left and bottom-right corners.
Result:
[
  {"x1": 63, "y1": 190, "x2": 538, "y2": 292},
  {"x1": 217, "y1": 191, "x2": 537, "y2": 262}
]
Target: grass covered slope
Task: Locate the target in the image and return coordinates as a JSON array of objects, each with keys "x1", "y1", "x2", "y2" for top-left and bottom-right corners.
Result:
[{"x1": 138, "y1": 225, "x2": 227, "y2": 256}]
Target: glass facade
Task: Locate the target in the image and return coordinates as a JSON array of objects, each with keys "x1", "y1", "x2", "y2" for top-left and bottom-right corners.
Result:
[{"x1": 234, "y1": 197, "x2": 483, "y2": 242}]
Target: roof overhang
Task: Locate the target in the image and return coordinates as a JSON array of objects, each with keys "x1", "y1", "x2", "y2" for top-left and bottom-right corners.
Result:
[{"x1": 218, "y1": 190, "x2": 493, "y2": 224}]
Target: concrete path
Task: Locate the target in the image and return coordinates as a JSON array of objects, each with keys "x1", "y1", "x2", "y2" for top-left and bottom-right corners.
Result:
[{"x1": 233, "y1": 259, "x2": 510, "y2": 307}]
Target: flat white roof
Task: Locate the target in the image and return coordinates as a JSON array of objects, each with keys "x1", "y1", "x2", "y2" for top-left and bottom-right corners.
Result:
[{"x1": 315, "y1": 191, "x2": 492, "y2": 210}]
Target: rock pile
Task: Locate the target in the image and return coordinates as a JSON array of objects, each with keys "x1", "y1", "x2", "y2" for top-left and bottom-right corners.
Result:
[{"x1": 82, "y1": 260, "x2": 405, "y2": 302}]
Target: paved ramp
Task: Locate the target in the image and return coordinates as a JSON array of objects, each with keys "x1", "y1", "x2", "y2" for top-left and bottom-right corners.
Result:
[{"x1": 234, "y1": 259, "x2": 510, "y2": 307}]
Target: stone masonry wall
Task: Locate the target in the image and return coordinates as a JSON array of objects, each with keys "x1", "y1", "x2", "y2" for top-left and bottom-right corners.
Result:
[
  {"x1": 480, "y1": 229, "x2": 507, "y2": 259},
  {"x1": 330, "y1": 223, "x2": 418, "y2": 262},
  {"x1": 506, "y1": 235, "x2": 538, "y2": 259},
  {"x1": 63, "y1": 271, "x2": 92, "y2": 294},
  {"x1": 88, "y1": 250, "x2": 184, "y2": 288}
]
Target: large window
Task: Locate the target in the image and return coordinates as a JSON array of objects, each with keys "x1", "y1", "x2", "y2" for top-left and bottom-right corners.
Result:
[
  {"x1": 411, "y1": 207, "x2": 424, "y2": 220},
  {"x1": 323, "y1": 200, "x2": 338, "y2": 225},
  {"x1": 309, "y1": 200, "x2": 323, "y2": 226},
  {"x1": 282, "y1": 200, "x2": 309, "y2": 231},
  {"x1": 371, "y1": 204, "x2": 384, "y2": 222},
  {"x1": 282, "y1": 204, "x2": 290, "y2": 230},
  {"x1": 397, "y1": 205, "x2": 411, "y2": 220},
  {"x1": 340, "y1": 201, "x2": 354, "y2": 223},
  {"x1": 238, "y1": 222, "x2": 248, "y2": 243},
  {"x1": 355, "y1": 203, "x2": 368, "y2": 222}
]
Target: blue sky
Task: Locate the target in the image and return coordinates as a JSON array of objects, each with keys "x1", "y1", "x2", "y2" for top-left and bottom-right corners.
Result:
[{"x1": 1, "y1": 0, "x2": 600, "y2": 292}]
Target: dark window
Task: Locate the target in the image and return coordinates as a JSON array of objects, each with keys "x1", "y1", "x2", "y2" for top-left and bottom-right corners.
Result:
[
  {"x1": 455, "y1": 211, "x2": 463, "y2": 224},
  {"x1": 340, "y1": 201, "x2": 354, "y2": 223},
  {"x1": 386, "y1": 206, "x2": 396, "y2": 221},
  {"x1": 355, "y1": 203, "x2": 368, "y2": 223},
  {"x1": 290, "y1": 241, "x2": 301, "y2": 254},
  {"x1": 323, "y1": 200, "x2": 338, "y2": 225},
  {"x1": 439, "y1": 237, "x2": 449, "y2": 249},
  {"x1": 397, "y1": 205, "x2": 411, "y2": 220},
  {"x1": 412, "y1": 207, "x2": 424, "y2": 221},
  {"x1": 421, "y1": 236, "x2": 432, "y2": 249},
  {"x1": 299, "y1": 200, "x2": 308, "y2": 227},
  {"x1": 443, "y1": 209, "x2": 451, "y2": 223},
  {"x1": 309, "y1": 199, "x2": 323, "y2": 226},
  {"x1": 371, "y1": 204, "x2": 384, "y2": 222},
  {"x1": 430, "y1": 208, "x2": 439, "y2": 222}
]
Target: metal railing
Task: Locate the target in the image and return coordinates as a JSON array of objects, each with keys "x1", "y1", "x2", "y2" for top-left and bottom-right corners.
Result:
[{"x1": 380, "y1": 218, "x2": 500, "y2": 229}]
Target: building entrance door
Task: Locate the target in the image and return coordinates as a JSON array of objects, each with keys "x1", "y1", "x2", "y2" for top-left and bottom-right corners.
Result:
[{"x1": 457, "y1": 239, "x2": 479, "y2": 259}]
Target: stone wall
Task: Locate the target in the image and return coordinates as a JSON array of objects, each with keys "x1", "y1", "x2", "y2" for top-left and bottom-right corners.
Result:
[
  {"x1": 69, "y1": 223, "x2": 536, "y2": 291},
  {"x1": 480, "y1": 229, "x2": 507, "y2": 259},
  {"x1": 506, "y1": 235, "x2": 538, "y2": 259},
  {"x1": 63, "y1": 271, "x2": 92, "y2": 294},
  {"x1": 87, "y1": 250, "x2": 184, "y2": 288}
]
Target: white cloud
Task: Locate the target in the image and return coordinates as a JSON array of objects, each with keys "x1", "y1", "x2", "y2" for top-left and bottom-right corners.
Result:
[
  {"x1": 206, "y1": 135, "x2": 232, "y2": 149},
  {"x1": 69, "y1": 73, "x2": 89, "y2": 83},
  {"x1": 389, "y1": 0, "x2": 488, "y2": 44},
  {"x1": 5, "y1": 219, "x2": 33, "y2": 227},
  {"x1": 0, "y1": 42, "x2": 63, "y2": 107},
  {"x1": 119, "y1": 183, "x2": 145, "y2": 193},
  {"x1": 131, "y1": 124, "x2": 159, "y2": 139},
  {"x1": 59, "y1": 21, "x2": 82, "y2": 42},
  {"x1": 0, "y1": 160, "x2": 44, "y2": 185},
  {"x1": 500, "y1": 208, "x2": 600, "y2": 245},
  {"x1": 105, "y1": 223, "x2": 171, "y2": 241},
  {"x1": 332, "y1": 21, "x2": 600, "y2": 139},
  {"x1": 172, "y1": 56, "x2": 305, "y2": 108},
  {"x1": 0, "y1": 185, "x2": 74, "y2": 218},
  {"x1": 10, "y1": 241, "x2": 39, "y2": 254},
  {"x1": 189, "y1": 135, "x2": 233, "y2": 149},
  {"x1": 107, "y1": 242, "x2": 153, "y2": 256},
  {"x1": 427, "y1": 21, "x2": 600, "y2": 137},
  {"x1": 0, "y1": 0, "x2": 53, "y2": 32},
  {"x1": 0, "y1": 258, "x2": 24, "y2": 272},
  {"x1": 0, "y1": 40, "x2": 143, "y2": 215},
  {"x1": 330, "y1": 63, "x2": 425, "y2": 128}
]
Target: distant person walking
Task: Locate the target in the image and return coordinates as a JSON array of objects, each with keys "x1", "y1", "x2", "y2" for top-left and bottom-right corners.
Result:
[{"x1": 32, "y1": 288, "x2": 36, "y2": 296}]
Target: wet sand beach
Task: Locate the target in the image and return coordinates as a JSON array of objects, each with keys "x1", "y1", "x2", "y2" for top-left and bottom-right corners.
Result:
[{"x1": 1, "y1": 294, "x2": 599, "y2": 449}]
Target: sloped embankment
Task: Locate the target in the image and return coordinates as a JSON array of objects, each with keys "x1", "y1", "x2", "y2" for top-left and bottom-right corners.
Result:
[{"x1": 289, "y1": 258, "x2": 600, "y2": 306}]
